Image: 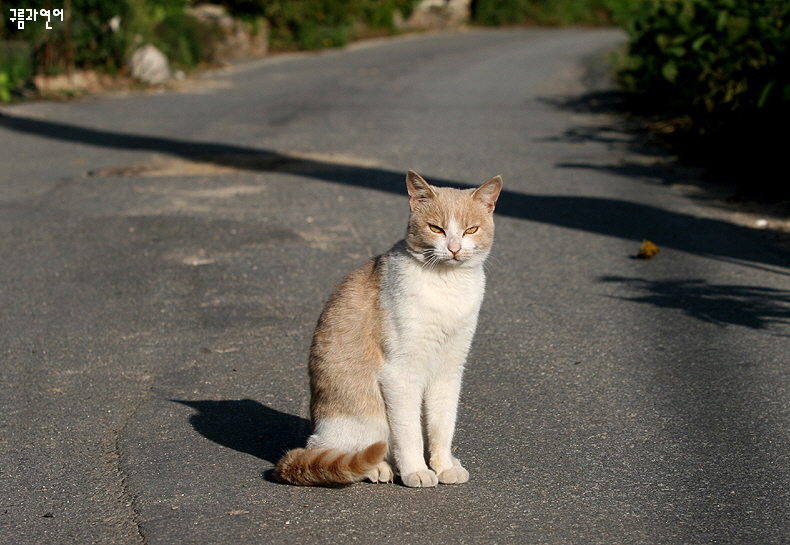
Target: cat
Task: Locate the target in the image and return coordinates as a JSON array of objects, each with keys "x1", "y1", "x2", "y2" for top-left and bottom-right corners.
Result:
[{"x1": 274, "y1": 170, "x2": 502, "y2": 487}]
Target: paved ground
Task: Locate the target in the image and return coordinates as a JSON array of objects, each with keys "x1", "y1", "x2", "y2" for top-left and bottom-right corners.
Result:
[{"x1": 1, "y1": 28, "x2": 789, "y2": 544}]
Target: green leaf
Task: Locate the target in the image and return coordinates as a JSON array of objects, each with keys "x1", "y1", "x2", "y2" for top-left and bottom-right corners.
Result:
[
  {"x1": 757, "y1": 81, "x2": 774, "y2": 108},
  {"x1": 691, "y1": 34, "x2": 710, "y2": 52},
  {"x1": 662, "y1": 60, "x2": 679, "y2": 83},
  {"x1": 726, "y1": 16, "x2": 750, "y2": 43},
  {"x1": 716, "y1": 10, "x2": 729, "y2": 33},
  {"x1": 0, "y1": 72, "x2": 11, "y2": 103},
  {"x1": 666, "y1": 46, "x2": 687, "y2": 57}
]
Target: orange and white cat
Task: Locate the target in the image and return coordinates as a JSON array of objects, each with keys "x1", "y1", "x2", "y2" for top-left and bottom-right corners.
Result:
[{"x1": 275, "y1": 170, "x2": 502, "y2": 487}]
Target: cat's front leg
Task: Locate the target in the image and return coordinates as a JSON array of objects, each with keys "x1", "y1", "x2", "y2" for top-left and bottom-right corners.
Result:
[
  {"x1": 433, "y1": 457, "x2": 469, "y2": 485},
  {"x1": 379, "y1": 368, "x2": 438, "y2": 488},
  {"x1": 425, "y1": 361, "x2": 469, "y2": 485}
]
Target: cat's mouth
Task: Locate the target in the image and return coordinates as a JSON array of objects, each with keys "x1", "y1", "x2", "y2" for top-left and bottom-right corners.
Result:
[{"x1": 439, "y1": 253, "x2": 467, "y2": 266}]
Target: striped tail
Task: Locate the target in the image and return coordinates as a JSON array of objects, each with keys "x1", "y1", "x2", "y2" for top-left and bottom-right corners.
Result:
[{"x1": 274, "y1": 441, "x2": 387, "y2": 486}]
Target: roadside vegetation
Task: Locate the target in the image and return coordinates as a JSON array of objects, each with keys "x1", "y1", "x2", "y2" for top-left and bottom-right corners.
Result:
[
  {"x1": 615, "y1": 0, "x2": 789, "y2": 201},
  {"x1": 471, "y1": 0, "x2": 641, "y2": 26},
  {"x1": 2, "y1": 0, "x2": 787, "y2": 200},
  {"x1": 0, "y1": 0, "x2": 421, "y2": 97},
  {"x1": 1, "y1": 0, "x2": 642, "y2": 100}
]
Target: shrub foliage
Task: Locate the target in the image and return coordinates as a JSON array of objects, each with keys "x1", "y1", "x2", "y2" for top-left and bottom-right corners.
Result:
[
  {"x1": 471, "y1": 0, "x2": 642, "y2": 27},
  {"x1": 619, "y1": 0, "x2": 790, "y2": 133},
  {"x1": 2, "y1": 0, "x2": 128, "y2": 72},
  {"x1": 617, "y1": 0, "x2": 790, "y2": 199},
  {"x1": 1, "y1": 0, "x2": 420, "y2": 77},
  {"x1": 249, "y1": 0, "x2": 418, "y2": 50}
]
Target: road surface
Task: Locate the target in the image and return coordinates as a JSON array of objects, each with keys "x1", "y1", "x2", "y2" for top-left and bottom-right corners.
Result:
[{"x1": 1, "y1": 27, "x2": 789, "y2": 544}]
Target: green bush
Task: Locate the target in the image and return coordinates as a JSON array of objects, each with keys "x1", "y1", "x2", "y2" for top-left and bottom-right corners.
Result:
[
  {"x1": 0, "y1": 41, "x2": 33, "y2": 101},
  {"x1": 2, "y1": 0, "x2": 128, "y2": 72},
  {"x1": 618, "y1": 0, "x2": 790, "y2": 199},
  {"x1": 217, "y1": 0, "x2": 419, "y2": 50},
  {"x1": 1, "y1": 0, "x2": 421, "y2": 84},
  {"x1": 1, "y1": 0, "x2": 221, "y2": 75},
  {"x1": 264, "y1": 0, "x2": 354, "y2": 49},
  {"x1": 153, "y1": 12, "x2": 219, "y2": 68},
  {"x1": 70, "y1": 0, "x2": 129, "y2": 70},
  {"x1": 472, "y1": 0, "x2": 642, "y2": 27},
  {"x1": 619, "y1": 0, "x2": 790, "y2": 132}
]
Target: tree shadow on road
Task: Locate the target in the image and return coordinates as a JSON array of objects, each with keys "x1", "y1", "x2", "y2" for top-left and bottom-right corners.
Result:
[
  {"x1": 172, "y1": 399, "x2": 309, "y2": 474},
  {"x1": 1, "y1": 112, "x2": 788, "y2": 272},
  {"x1": 538, "y1": 90, "x2": 700, "y2": 186},
  {"x1": 600, "y1": 276, "x2": 790, "y2": 334}
]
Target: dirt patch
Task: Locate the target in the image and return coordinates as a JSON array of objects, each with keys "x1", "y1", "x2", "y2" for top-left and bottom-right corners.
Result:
[{"x1": 88, "y1": 152, "x2": 380, "y2": 178}]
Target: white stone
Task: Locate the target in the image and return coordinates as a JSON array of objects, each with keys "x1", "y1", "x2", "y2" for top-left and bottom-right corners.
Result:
[
  {"x1": 129, "y1": 44, "x2": 172, "y2": 85},
  {"x1": 405, "y1": 0, "x2": 471, "y2": 29}
]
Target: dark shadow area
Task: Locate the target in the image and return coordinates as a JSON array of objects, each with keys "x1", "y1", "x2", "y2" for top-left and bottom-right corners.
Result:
[
  {"x1": 544, "y1": 91, "x2": 790, "y2": 203},
  {"x1": 1, "y1": 112, "x2": 788, "y2": 271},
  {"x1": 542, "y1": 89, "x2": 632, "y2": 116},
  {"x1": 538, "y1": 91, "x2": 694, "y2": 185},
  {"x1": 601, "y1": 276, "x2": 790, "y2": 333},
  {"x1": 173, "y1": 399, "x2": 310, "y2": 466}
]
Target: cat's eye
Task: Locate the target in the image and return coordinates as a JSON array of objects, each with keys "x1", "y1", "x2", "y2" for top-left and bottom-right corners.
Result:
[
  {"x1": 428, "y1": 224, "x2": 444, "y2": 234},
  {"x1": 464, "y1": 226, "x2": 479, "y2": 235}
]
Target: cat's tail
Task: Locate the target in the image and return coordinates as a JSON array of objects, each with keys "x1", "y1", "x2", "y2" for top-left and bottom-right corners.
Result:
[{"x1": 274, "y1": 441, "x2": 387, "y2": 486}]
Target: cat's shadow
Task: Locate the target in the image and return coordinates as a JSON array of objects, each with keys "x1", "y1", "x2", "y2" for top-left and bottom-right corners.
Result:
[{"x1": 172, "y1": 398, "x2": 310, "y2": 480}]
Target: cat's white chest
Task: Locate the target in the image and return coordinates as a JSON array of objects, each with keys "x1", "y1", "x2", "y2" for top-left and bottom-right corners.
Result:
[
  {"x1": 413, "y1": 266, "x2": 481, "y2": 317},
  {"x1": 385, "y1": 257, "x2": 485, "y2": 336}
]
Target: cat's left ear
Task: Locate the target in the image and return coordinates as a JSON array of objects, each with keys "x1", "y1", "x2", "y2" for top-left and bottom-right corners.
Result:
[{"x1": 473, "y1": 176, "x2": 503, "y2": 213}]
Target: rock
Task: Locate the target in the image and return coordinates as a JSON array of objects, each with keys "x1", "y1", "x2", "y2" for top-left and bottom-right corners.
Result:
[
  {"x1": 188, "y1": 4, "x2": 269, "y2": 61},
  {"x1": 403, "y1": 0, "x2": 471, "y2": 29},
  {"x1": 129, "y1": 44, "x2": 172, "y2": 85}
]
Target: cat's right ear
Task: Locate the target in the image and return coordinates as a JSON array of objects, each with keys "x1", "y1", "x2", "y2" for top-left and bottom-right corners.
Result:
[
  {"x1": 473, "y1": 175, "x2": 503, "y2": 213},
  {"x1": 406, "y1": 170, "x2": 436, "y2": 211}
]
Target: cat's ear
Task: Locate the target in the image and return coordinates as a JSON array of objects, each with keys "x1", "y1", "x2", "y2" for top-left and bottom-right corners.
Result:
[
  {"x1": 473, "y1": 176, "x2": 503, "y2": 213},
  {"x1": 406, "y1": 170, "x2": 436, "y2": 211}
]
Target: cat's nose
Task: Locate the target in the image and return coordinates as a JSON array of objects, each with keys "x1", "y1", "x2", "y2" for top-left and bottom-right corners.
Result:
[{"x1": 447, "y1": 237, "x2": 462, "y2": 255}]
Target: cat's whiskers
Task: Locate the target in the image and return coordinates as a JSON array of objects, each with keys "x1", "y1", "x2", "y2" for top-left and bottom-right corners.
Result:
[
  {"x1": 422, "y1": 249, "x2": 442, "y2": 270},
  {"x1": 482, "y1": 252, "x2": 500, "y2": 275}
]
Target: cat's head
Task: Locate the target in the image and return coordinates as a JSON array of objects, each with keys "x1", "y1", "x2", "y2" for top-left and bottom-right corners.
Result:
[{"x1": 405, "y1": 170, "x2": 502, "y2": 268}]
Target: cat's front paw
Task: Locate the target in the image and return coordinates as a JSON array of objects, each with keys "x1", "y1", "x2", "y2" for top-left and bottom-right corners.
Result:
[
  {"x1": 401, "y1": 469, "x2": 438, "y2": 488},
  {"x1": 367, "y1": 461, "x2": 395, "y2": 483},
  {"x1": 438, "y1": 465, "x2": 469, "y2": 484}
]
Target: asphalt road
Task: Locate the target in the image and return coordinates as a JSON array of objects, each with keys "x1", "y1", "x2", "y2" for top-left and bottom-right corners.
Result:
[{"x1": 2, "y1": 27, "x2": 789, "y2": 544}]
